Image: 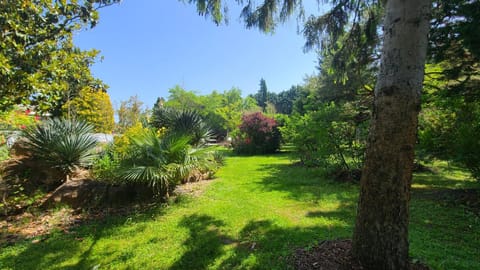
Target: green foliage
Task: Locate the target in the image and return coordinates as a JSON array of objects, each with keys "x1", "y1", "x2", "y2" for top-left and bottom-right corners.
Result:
[
  {"x1": 118, "y1": 129, "x2": 219, "y2": 196},
  {"x1": 280, "y1": 102, "x2": 365, "y2": 170},
  {"x1": 0, "y1": 1, "x2": 116, "y2": 112},
  {"x1": 22, "y1": 118, "x2": 98, "y2": 179},
  {"x1": 150, "y1": 107, "x2": 212, "y2": 146},
  {"x1": 159, "y1": 86, "x2": 260, "y2": 139},
  {"x1": 254, "y1": 78, "x2": 268, "y2": 112},
  {"x1": 0, "y1": 178, "x2": 46, "y2": 216},
  {"x1": 419, "y1": 63, "x2": 480, "y2": 181},
  {"x1": 274, "y1": 85, "x2": 302, "y2": 115},
  {"x1": 232, "y1": 112, "x2": 280, "y2": 155},
  {"x1": 1, "y1": 155, "x2": 478, "y2": 269},
  {"x1": 116, "y1": 95, "x2": 147, "y2": 133},
  {"x1": 92, "y1": 150, "x2": 120, "y2": 183},
  {"x1": 0, "y1": 107, "x2": 39, "y2": 131},
  {"x1": 454, "y1": 112, "x2": 480, "y2": 181},
  {"x1": 281, "y1": 104, "x2": 336, "y2": 167},
  {"x1": 62, "y1": 87, "x2": 115, "y2": 133},
  {"x1": 0, "y1": 144, "x2": 9, "y2": 162},
  {"x1": 113, "y1": 122, "x2": 150, "y2": 159},
  {"x1": 163, "y1": 85, "x2": 204, "y2": 110},
  {"x1": 429, "y1": 0, "x2": 480, "y2": 83}
]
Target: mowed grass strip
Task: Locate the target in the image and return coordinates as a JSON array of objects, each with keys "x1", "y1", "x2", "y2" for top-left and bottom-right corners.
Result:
[{"x1": 0, "y1": 154, "x2": 478, "y2": 269}]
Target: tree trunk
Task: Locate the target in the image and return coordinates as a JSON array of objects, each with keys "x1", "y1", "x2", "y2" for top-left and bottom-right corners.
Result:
[{"x1": 352, "y1": 1, "x2": 431, "y2": 269}]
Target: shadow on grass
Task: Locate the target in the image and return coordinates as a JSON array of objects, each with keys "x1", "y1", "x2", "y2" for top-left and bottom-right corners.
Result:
[
  {"x1": 413, "y1": 174, "x2": 475, "y2": 189},
  {"x1": 0, "y1": 206, "x2": 167, "y2": 269},
  {"x1": 219, "y1": 219, "x2": 351, "y2": 269},
  {"x1": 170, "y1": 214, "x2": 229, "y2": 270},
  {"x1": 168, "y1": 214, "x2": 351, "y2": 270},
  {"x1": 255, "y1": 160, "x2": 358, "y2": 207},
  {"x1": 412, "y1": 164, "x2": 480, "y2": 213}
]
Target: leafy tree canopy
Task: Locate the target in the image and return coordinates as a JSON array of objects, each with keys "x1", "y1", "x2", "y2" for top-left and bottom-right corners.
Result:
[
  {"x1": 0, "y1": 0, "x2": 118, "y2": 112},
  {"x1": 62, "y1": 87, "x2": 115, "y2": 133},
  {"x1": 116, "y1": 95, "x2": 147, "y2": 133}
]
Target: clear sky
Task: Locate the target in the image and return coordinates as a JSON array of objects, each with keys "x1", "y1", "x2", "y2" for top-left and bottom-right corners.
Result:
[{"x1": 73, "y1": 0, "x2": 320, "y2": 109}]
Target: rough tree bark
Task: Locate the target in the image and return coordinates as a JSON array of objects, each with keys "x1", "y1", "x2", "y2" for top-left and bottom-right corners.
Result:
[{"x1": 352, "y1": 0, "x2": 431, "y2": 269}]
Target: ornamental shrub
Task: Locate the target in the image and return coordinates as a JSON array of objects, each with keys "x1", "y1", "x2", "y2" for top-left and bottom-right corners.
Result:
[
  {"x1": 112, "y1": 122, "x2": 150, "y2": 159},
  {"x1": 232, "y1": 112, "x2": 280, "y2": 155},
  {"x1": 279, "y1": 102, "x2": 366, "y2": 170},
  {"x1": 92, "y1": 146, "x2": 120, "y2": 183}
]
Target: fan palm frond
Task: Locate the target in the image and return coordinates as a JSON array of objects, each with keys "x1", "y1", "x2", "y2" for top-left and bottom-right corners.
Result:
[
  {"x1": 150, "y1": 107, "x2": 213, "y2": 146},
  {"x1": 119, "y1": 129, "x2": 221, "y2": 196}
]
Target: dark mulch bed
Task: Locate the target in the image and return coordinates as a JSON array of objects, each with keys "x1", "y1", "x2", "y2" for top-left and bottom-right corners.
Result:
[{"x1": 292, "y1": 239, "x2": 430, "y2": 270}]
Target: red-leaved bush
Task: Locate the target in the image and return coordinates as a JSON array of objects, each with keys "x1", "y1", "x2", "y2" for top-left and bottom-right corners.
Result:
[{"x1": 232, "y1": 112, "x2": 281, "y2": 155}]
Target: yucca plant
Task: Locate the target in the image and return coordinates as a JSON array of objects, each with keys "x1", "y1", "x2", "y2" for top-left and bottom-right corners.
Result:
[
  {"x1": 22, "y1": 118, "x2": 97, "y2": 182},
  {"x1": 119, "y1": 129, "x2": 216, "y2": 197}
]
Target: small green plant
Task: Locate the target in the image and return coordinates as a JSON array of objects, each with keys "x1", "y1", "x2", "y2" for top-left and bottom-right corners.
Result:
[
  {"x1": 0, "y1": 144, "x2": 9, "y2": 162},
  {"x1": 92, "y1": 152, "x2": 120, "y2": 182},
  {"x1": 0, "y1": 177, "x2": 47, "y2": 216},
  {"x1": 22, "y1": 118, "x2": 98, "y2": 182}
]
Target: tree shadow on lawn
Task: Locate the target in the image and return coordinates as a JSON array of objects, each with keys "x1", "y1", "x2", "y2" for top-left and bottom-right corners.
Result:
[
  {"x1": 0, "y1": 206, "x2": 166, "y2": 270},
  {"x1": 251, "y1": 157, "x2": 480, "y2": 269},
  {"x1": 169, "y1": 214, "x2": 229, "y2": 270},
  {"x1": 170, "y1": 214, "x2": 352, "y2": 270},
  {"x1": 254, "y1": 160, "x2": 359, "y2": 208},
  {"x1": 412, "y1": 166, "x2": 480, "y2": 215},
  {"x1": 413, "y1": 173, "x2": 477, "y2": 190}
]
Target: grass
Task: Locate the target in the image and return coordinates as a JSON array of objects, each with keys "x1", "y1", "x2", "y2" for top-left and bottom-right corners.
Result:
[{"x1": 0, "y1": 153, "x2": 479, "y2": 269}]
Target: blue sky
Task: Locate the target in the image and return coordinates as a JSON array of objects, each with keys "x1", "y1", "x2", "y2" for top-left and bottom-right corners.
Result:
[{"x1": 74, "y1": 0, "x2": 320, "y2": 109}]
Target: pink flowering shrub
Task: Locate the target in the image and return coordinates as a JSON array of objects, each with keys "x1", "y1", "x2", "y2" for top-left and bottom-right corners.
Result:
[{"x1": 232, "y1": 112, "x2": 280, "y2": 155}]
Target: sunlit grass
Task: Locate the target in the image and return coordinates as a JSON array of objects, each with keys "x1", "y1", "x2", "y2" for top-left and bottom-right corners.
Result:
[{"x1": 0, "y1": 153, "x2": 478, "y2": 269}]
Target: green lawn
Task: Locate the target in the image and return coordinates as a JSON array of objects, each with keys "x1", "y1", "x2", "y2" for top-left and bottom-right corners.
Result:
[{"x1": 1, "y1": 154, "x2": 479, "y2": 269}]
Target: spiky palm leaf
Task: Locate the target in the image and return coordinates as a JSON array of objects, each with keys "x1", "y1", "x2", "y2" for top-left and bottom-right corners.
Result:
[
  {"x1": 22, "y1": 118, "x2": 97, "y2": 178},
  {"x1": 119, "y1": 130, "x2": 189, "y2": 194},
  {"x1": 119, "y1": 130, "x2": 217, "y2": 196},
  {"x1": 150, "y1": 107, "x2": 213, "y2": 146}
]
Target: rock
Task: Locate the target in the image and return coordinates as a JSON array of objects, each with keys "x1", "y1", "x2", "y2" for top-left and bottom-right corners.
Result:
[
  {"x1": 42, "y1": 180, "x2": 154, "y2": 209},
  {"x1": 9, "y1": 137, "x2": 31, "y2": 157},
  {"x1": 43, "y1": 179, "x2": 108, "y2": 209}
]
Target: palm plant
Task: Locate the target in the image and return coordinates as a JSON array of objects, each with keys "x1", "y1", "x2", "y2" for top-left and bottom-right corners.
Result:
[
  {"x1": 119, "y1": 129, "x2": 216, "y2": 197},
  {"x1": 150, "y1": 107, "x2": 213, "y2": 146},
  {"x1": 22, "y1": 118, "x2": 98, "y2": 182}
]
